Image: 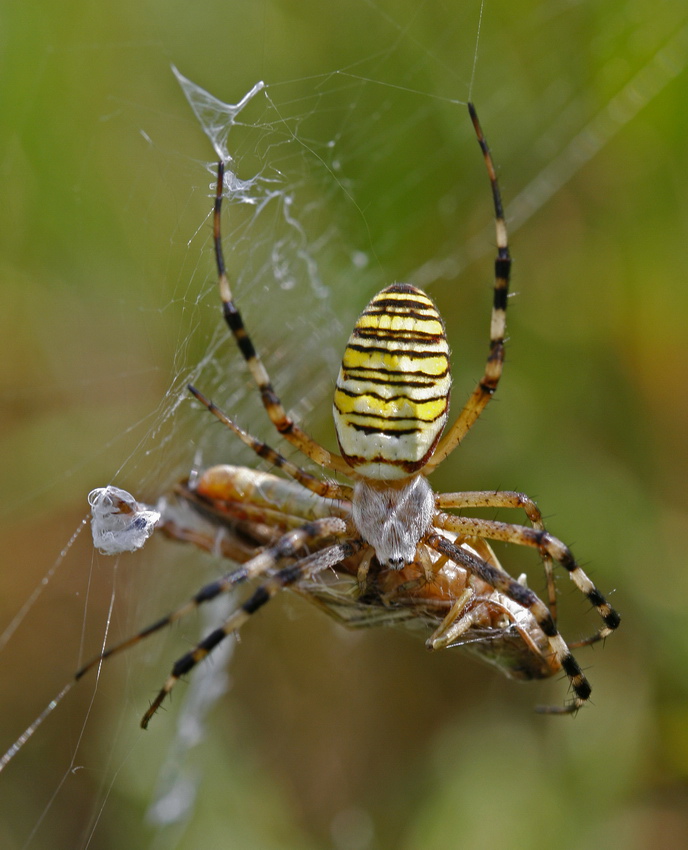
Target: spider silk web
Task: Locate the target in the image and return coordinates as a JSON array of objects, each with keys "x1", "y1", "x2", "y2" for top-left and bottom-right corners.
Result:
[{"x1": 1, "y1": 0, "x2": 687, "y2": 848}]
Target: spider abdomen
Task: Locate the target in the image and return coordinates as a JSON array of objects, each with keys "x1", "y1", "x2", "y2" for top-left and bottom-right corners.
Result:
[{"x1": 333, "y1": 283, "x2": 450, "y2": 480}]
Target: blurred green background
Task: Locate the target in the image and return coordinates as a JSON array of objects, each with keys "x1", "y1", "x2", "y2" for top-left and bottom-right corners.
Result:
[{"x1": 2, "y1": 1, "x2": 687, "y2": 848}]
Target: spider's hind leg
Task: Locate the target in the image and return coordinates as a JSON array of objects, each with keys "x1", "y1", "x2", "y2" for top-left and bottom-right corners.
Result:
[
  {"x1": 141, "y1": 535, "x2": 364, "y2": 728},
  {"x1": 77, "y1": 517, "x2": 354, "y2": 721}
]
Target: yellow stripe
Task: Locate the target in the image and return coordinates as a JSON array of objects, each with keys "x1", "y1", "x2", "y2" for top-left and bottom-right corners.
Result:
[
  {"x1": 342, "y1": 347, "x2": 448, "y2": 376},
  {"x1": 373, "y1": 291, "x2": 435, "y2": 307},
  {"x1": 356, "y1": 314, "x2": 445, "y2": 335},
  {"x1": 334, "y1": 389, "x2": 447, "y2": 422}
]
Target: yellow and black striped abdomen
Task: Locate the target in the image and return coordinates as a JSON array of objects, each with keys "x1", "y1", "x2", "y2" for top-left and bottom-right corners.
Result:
[{"x1": 333, "y1": 283, "x2": 451, "y2": 480}]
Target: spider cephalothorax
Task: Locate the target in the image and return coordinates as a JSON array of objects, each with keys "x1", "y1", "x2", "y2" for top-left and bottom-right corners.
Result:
[{"x1": 351, "y1": 475, "x2": 435, "y2": 568}]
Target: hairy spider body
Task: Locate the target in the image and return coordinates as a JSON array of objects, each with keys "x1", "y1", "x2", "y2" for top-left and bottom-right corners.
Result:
[
  {"x1": 352, "y1": 474, "x2": 435, "y2": 568},
  {"x1": 78, "y1": 103, "x2": 620, "y2": 726}
]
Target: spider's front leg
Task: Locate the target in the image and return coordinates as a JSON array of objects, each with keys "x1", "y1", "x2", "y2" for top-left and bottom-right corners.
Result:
[
  {"x1": 421, "y1": 104, "x2": 510, "y2": 474},
  {"x1": 436, "y1": 490, "x2": 558, "y2": 620},
  {"x1": 211, "y1": 161, "x2": 350, "y2": 476},
  {"x1": 434, "y1": 512, "x2": 620, "y2": 639},
  {"x1": 425, "y1": 531, "x2": 593, "y2": 713},
  {"x1": 422, "y1": 535, "x2": 518, "y2": 651}
]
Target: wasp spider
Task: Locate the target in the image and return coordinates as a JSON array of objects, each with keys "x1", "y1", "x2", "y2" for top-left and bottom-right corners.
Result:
[{"x1": 78, "y1": 104, "x2": 620, "y2": 725}]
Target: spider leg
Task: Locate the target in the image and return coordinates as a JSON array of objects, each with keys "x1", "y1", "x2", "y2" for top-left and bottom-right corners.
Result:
[
  {"x1": 478, "y1": 596, "x2": 554, "y2": 662},
  {"x1": 436, "y1": 490, "x2": 557, "y2": 621},
  {"x1": 188, "y1": 385, "x2": 352, "y2": 501},
  {"x1": 423, "y1": 534, "x2": 556, "y2": 663},
  {"x1": 426, "y1": 532, "x2": 590, "y2": 712},
  {"x1": 212, "y1": 161, "x2": 351, "y2": 476},
  {"x1": 422, "y1": 103, "x2": 510, "y2": 473},
  {"x1": 75, "y1": 517, "x2": 348, "y2": 682},
  {"x1": 141, "y1": 537, "x2": 363, "y2": 728},
  {"x1": 434, "y1": 512, "x2": 620, "y2": 639},
  {"x1": 567, "y1": 632, "x2": 609, "y2": 650}
]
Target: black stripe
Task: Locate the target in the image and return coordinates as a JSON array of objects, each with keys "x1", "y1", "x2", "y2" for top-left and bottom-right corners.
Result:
[
  {"x1": 172, "y1": 651, "x2": 199, "y2": 677},
  {"x1": 561, "y1": 653, "x2": 583, "y2": 679},
  {"x1": 604, "y1": 609, "x2": 621, "y2": 629},
  {"x1": 493, "y1": 286, "x2": 508, "y2": 312},
  {"x1": 278, "y1": 564, "x2": 303, "y2": 586},
  {"x1": 559, "y1": 549, "x2": 577, "y2": 572},
  {"x1": 194, "y1": 574, "x2": 241, "y2": 605},
  {"x1": 172, "y1": 627, "x2": 227, "y2": 676},
  {"x1": 495, "y1": 258, "x2": 511, "y2": 279},
  {"x1": 347, "y1": 422, "x2": 422, "y2": 436},
  {"x1": 539, "y1": 613, "x2": 557, "y2": 638},
  {"x1": 335, "y1": 386, "x2": 447, "y2": 404},
  {"x1": 242, "y1": 585, "x2": 271, "y2": 615},
  {"x1": 222, "y1": 303, "x2": 243, "y2": 331},
  {"x1": 346, "y1": 343, "x2": 448, "y2": 360},
  {"x1": 237, "y1": 334, "x2": 257, "y2": 362},
  {"x1": 223, "y1": 306, "x2": 257, "y2": 361},
  {"x1": 502, "y1": 580, "x2": 537, "y2": 608},
  {"x1": 576, "y1": 680, "x2": 592, "y2": 700},
  {"x1": 135, "y1": 615, "x2": 174, "y2": 642},
  {"x1": 385, "y1": 283, "x2": 421, "y2": 295},
  {"x1": 353, "y1": 328, "x2": 444, "y2": 344},
  {"x1": 587, "y1": 588, "x2": 606, "y2": 607},
  {"x1": 341, "y1": 368, "x2": 449, "y2": 383},
  {"x1": 364, "y1": 305, "x2": 436, "y2": 320}
]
